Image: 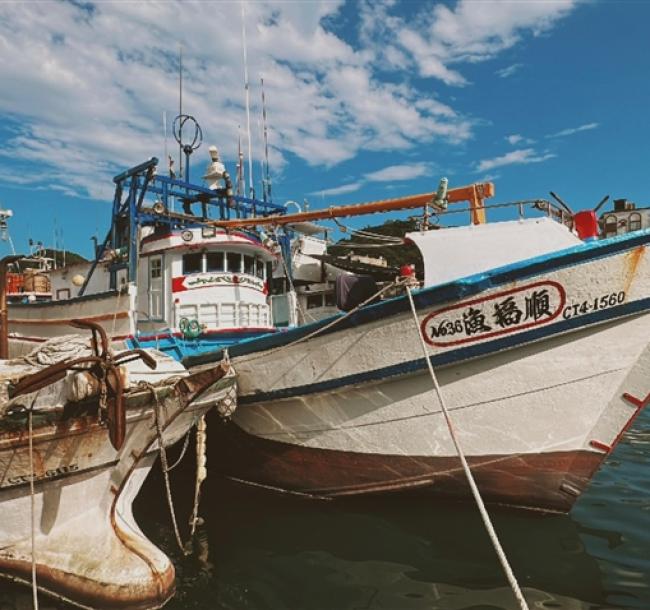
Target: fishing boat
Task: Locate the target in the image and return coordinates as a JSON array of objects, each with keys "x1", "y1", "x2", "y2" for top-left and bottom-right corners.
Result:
[
  {"x1": 0, "y1": 319, "x2": 234, "y2": 609},
  {"x1": 183, "y1": 189, "x2": 650, "y2": 513}
]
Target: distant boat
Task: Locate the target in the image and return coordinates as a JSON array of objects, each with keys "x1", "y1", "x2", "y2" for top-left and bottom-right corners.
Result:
[{"x1": 0, "y1": 320, "x2": 234, "y2": 608}]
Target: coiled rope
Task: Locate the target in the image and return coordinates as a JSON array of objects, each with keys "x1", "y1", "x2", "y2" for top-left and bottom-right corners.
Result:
[{"x1": 404, "y1": 283, "x2": 529, "y2": 610}]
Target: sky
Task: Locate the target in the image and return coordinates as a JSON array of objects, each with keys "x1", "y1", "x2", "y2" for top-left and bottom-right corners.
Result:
[{"x1": 1, "y1": 0, "x2": 649, "y2": 258}]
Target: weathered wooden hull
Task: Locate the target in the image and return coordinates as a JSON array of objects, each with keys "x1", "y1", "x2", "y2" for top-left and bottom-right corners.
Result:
[
  {"x1": 0, "y1": 370, "x2": 234, "y2": 609},
  {"x1": 202, "y1": 232, "x2": 650, "y2": 512}
]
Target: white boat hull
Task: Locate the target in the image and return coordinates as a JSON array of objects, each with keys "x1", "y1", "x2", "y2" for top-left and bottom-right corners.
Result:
[
  {"x1": 0, "y1": 370, "x2": 234, "y2": 609},
  {"x1": 206, "y1": 235, "x2": 650, "y2": 511}
]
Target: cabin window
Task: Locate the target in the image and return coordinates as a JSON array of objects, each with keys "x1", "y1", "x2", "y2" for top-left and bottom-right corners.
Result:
[
  {"x1": 307, "y1": 294, "x2": 323, "y2": 309},
  {"x1": 325, "y1": 291, "x2": 336, "y2": 307},
  {"x1": 243, "y1": 255, "x2": 255, "y2": 275},
  {"x1": 603, "y1": 214, "x2": 618, "y2": 237},
  {"x1": 226, "y1": 252, "x2": 241, "y2": 273},
  {"x1": 256, "y1": 257, "x2": 265, "y2": 279},
  {"x1": 150, "y1": 257, "x2": 162, "y2": 279},
  {"x1": 56, "y1": 288, "x2": 71, "y2": 300},
  {"x1": 629, "y1": 212, "x2": 642, "y2": 232},
  {"x1": 206, "y1": 251, "x2": 224, "y2": 272},
  {"x1": 183, "y1": 253, "x2": 203, "y2": 275}
]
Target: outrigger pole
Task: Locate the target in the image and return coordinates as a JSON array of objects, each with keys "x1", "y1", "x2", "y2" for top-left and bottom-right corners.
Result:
[{"x1": 206, "y1": 182, "x2": 495, "y2": 230}]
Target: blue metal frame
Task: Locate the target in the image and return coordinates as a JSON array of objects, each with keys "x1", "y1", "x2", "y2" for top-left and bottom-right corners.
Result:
[{"x1": 79, "y1": 157, "x2": 289, "y2": 296}]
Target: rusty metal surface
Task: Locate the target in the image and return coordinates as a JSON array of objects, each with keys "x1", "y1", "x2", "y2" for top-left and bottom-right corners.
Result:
[{"x1": 9, "y1": 319, "x2": 157, "y2": 451}]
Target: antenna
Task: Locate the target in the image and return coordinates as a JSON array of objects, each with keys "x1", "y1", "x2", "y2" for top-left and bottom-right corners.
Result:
[
  {"x1": 261, "y1": 76, "x2": 272, "y2": 202},
  {"x1": 178, "y1": 44, "x2": 183, "y2": 180},
  {"x1": 163, "y1": 110, "x2": 168, "y2": 173},
  {"x1": 236, "y1": 127, "x2": 244, "y2": 196},
  {"x1": 241, "y1": 1, "x2": 255, "y2": 199}
]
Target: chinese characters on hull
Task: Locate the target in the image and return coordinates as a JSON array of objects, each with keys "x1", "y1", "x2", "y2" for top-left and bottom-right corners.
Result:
[{"x1": 422, "y1": 282, "x2": 565, "y2": 347}]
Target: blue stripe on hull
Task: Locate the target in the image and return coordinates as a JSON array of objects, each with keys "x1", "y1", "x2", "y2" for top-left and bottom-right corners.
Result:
[
  {"x1": 128, "y1": 331, "x2": 269, "y2": 361},
  {"x1": 185, "y1": 228, "x2": 650, "y2": 368},
  {"x1": 238, "y1": 297, "x2": 650, "y2": 405}
]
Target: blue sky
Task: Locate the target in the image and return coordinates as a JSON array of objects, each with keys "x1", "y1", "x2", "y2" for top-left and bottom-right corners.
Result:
[{"x1": 0, "y1": 0, "x2": 649, "y2": 258}]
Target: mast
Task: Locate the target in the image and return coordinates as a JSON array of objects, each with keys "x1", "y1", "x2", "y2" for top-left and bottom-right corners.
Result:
[
  {"x1": 241, "y1": 1, "x2": 255, "y2": 199},
  {"x1": 261, "y1": 77, "x2": 272, "y2": 202}
]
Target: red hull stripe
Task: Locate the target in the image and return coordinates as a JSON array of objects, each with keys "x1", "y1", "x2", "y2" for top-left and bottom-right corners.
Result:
[{"x1": 211, "y1": 421, "x2": 606, "y2": 513}]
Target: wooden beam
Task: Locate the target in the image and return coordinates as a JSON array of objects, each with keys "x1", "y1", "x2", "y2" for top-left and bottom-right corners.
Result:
[{"x1": 206, "y1": 182, "x2": 495, "y2": 229}]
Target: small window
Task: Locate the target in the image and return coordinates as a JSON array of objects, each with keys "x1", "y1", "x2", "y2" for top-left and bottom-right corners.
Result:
[
  {"x1": 206, "y1": 251, "x2": 224, "y2": 272},
  {"x1": 307, "y1": 294, "x2": 323, "y2": 309},
  {"x1": 150, "y1": 258, "x2": 162, "y2": 279},
  {"x1": 56, "y1": 288, "x2": 71, "y2": 300},
  {"x1": 325, "y1": 291, "x2": 336, "y2": 307},
  {"x1": 243, "y1": 255, "x2": 255, "y2": 275},
  {"x1": 629, "y1": 212, "x2": 642, "y2": 232},
  {"x1": 226, "y1": 252, "x2": 241, "y2": 273},
  {"x1": 603, "y1": 214, "x2": 618, "y2": 237},
  {"x1": 183, "y1": 253, "x2": 203, "y2": 275},
  {"x1": 256, "y1": 257, "x2": 265, "y2": 279}
]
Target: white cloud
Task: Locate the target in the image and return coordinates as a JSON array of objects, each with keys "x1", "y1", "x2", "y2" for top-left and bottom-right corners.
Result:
[
  {"x1": 364, "y1": 163, "x2": 431, "y2": 182},
  {"x1": 0, "y1": 0, "x2": 579, "y2": 201},
  {"x1": 547, "y1": 122, "x2": 599, "y2": 138},
  {"x1": 312, "y1": 162, "x2": 431, "y2": 197},
  {"x1": 476, "y1": 148, "x2": 556, "y2": 172},
  {"x1": 359, "y1": 0, "x2": 577, "y2": 85},
  {"x1": 505, "y1": 134, "x2": 535, "y2": 145},
  {"x1": 496, "y1": 63, "x2": 523, "y2": 78},
  {"x1": 310, "y1": 182, "x2": 363, "y2": 197}
]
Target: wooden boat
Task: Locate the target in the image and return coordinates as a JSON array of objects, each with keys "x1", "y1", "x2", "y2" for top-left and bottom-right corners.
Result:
[{"x1": 0, "y1": 320, "x2": 234, "y2": 609}]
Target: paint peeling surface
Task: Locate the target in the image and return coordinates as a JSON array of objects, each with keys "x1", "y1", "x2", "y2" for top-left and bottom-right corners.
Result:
[{"x1": 0, "y1": 354, "x2": 236, "y2": 609}]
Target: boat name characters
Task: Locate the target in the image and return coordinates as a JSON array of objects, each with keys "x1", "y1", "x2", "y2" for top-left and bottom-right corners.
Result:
[
  {"x1": 172, "y1": 273, "x2": 265, "y2": 293},
  {"x1": 421, "y1": 281, "x2": 566, "y2": 347},
  {"x1": 6, "y1": 463, "x2": 79, "y2": 487},
  {"x1": 562, "y1": 291, "x2": 626, "y2": 319}
]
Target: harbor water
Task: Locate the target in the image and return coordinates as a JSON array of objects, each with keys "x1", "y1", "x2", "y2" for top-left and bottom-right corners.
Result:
[{"x1": 2, "y1": 408, "x2": 649, "y2": 610}]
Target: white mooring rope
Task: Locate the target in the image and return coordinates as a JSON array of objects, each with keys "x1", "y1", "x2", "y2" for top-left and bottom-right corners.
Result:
[
  {"x1": 28, "y1": 404, "x2": 40, "y2": 610},
  {"x1": 404, "y1": 284, "x2": 530, "y2": 610}
]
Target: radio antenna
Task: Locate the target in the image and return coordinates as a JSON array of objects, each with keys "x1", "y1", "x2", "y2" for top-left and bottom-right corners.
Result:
[
  {"x1": 261, "y1": 77, "x2": 272, "y2": 202},
  {"x1": 241, "y1": 1, "x2": 255, "y2": 199},
  {"x1": 178, "y1": 44, "x2": 183, "y2": 180}
]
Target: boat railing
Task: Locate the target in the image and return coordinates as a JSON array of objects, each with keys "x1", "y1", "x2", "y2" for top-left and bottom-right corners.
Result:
[{"x1": 429, "y1": 198, "x2": 570, "y2": 228}]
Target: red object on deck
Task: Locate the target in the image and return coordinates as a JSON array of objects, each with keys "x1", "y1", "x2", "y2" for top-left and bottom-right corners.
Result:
[
  {"x1": 400, "y1": 264, "x2": 415, "y2": 277},
  {"x1": 574, "y1": 210, "x2": 599, "y2": 240},
  {"x1": 6, "y1": 273, "x2": 23, "y2": 294}
]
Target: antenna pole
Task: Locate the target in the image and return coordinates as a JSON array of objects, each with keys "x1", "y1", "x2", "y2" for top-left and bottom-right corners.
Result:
[
  {"x1": 236, "y1": 128, "x2": 244, "y2": 196},
  {"x1": 163, "y1": 110, "x2": 168, "y2": 172},
  {"x1": 178, "y1": 44, "x2": 183, "y2": 180},
  {"x1": 261, "y1": 77, "x2": 271, "y2": 202},
  {"x1": 241, "y1": 1, "x2": 255, "y2": 199}
]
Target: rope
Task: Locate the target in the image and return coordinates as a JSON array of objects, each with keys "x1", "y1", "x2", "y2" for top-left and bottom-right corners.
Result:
[
  {"x1": 110, "y1": 288, "x2": 124, "y2": 342},
  {"x1": 188, "y1": 414, "x2": 207, "y2": 541},
  {"x1": 28, "y1": 400, "x2": 39, "y2": 610},
  {"x1": 165, "y1": 422, "x2": 194, "y2": 472},
  {"x1": 273, "y1": 229, "x2": 315, "y2": 324},
  {"x1": 240, "y1": 278, "x2": 405, "y2": 365},
  {"x1": 404, "y1": 283, "x2": 529, "y2": 610},
  {"x1": 146, "y1": 382, "x2": 190, "y2": 556}
]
